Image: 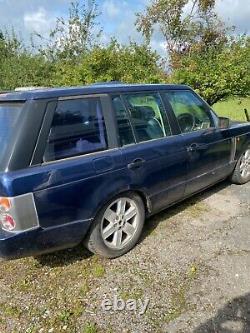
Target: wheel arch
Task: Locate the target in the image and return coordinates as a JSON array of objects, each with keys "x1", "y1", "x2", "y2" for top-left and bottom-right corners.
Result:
[
  {"x1": 91, "y1": 187, "x2": 152, "y2": 223},
  {"x1": 234, "y1": 134, "x2": 250, "y2": 161}
]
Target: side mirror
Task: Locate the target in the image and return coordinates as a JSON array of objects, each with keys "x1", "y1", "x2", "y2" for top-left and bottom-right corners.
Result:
[{"x1": 218, "y1": 117, "x2": 230, "y2": 129}]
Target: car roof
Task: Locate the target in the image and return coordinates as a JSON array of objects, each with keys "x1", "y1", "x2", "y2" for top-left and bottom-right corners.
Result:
[{"x1": 0, "y1": 83, "x2": 192, "y2": 101}]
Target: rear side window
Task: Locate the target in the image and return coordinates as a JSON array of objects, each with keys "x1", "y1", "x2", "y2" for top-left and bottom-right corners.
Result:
[
  {"x1": 124, "y1": 93, "x2": 172, "y2": 143},
  {"x1": 44, "y1": 98, "x2": 107, "y2": 162}
]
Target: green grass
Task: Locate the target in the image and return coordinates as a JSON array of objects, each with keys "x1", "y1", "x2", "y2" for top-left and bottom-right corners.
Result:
[{"x1": 213, "y1": 96, "x2": 250, "y2": 121}]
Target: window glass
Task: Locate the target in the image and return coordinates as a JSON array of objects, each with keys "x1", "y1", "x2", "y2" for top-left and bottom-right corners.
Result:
[
  {"x1": 124, "y1": 93, "x2": 171, "y2": 143},
  {"x1": 112, "y1": 96, "x2": 135, "y2": 146},
  {"x1": 165, "y1": 91, "x2": 213, "y2": 133},
  {"x1": 0, "y1": 103, "x2": 23, "y2": 171},
  {"x1": 44, "y1": 98, "x2": 107, "y2": 162}
]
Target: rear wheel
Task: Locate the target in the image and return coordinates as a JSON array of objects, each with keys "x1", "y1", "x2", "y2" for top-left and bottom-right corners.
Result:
[
  {"x1": 231, "y1": 148, "x2": 250, "y2": 184},
  {"x1": 84, "y1": 193, "x2": 145, "y2": 258}
]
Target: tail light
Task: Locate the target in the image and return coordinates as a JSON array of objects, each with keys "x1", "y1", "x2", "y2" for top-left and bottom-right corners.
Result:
[
  {"x1": 2, "y1": 214, "x2": 16, "y2": 231},
  {"x1": 0, "y1": 198, "x2": 16, "y2": 231},
  {"x1": 0, "y1": 194, "x2": 39, "y2": 232},
  {"x1": 0, "y1": 198, "x2": 11, "y2": 211}
]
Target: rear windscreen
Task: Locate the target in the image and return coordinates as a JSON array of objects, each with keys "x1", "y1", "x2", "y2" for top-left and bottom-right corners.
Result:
[{"x1": 0, "y1": 103, "x2": 24, "y2": 171}]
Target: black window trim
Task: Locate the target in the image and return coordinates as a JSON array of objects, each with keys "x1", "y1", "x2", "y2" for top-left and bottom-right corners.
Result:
[{"x1": 110, "y1": 94, "x2": 137, "y2": 147}]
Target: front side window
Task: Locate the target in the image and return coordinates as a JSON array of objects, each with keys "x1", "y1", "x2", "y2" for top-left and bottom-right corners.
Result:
[
  {"x1": 44, "y1": 98, "x2": 107, "y2": 162},
  {"x1": 165, "y1": 91, "x2": 213, "y2": 133},
  {"x1": 124, "y1": 93, "x2": 171, "y2": 143}
]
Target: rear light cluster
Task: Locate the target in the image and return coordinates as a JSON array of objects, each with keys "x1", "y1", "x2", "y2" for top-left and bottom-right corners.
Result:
[
  {"x1": 0, "y1": 197, "x2": 16, "y2": 231},
  {"x1": 0, "y1": 194, "x2": 39, "y2": 232}
]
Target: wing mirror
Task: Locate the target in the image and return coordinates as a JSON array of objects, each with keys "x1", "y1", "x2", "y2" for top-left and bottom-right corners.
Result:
[{"x1": 218, "y1": 117, "x2": 230, "y2": 129}]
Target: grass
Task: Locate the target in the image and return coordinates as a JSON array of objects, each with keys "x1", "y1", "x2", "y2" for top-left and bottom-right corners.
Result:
[
  {"x1": 164, "y1": 264, "x2": 198, "y2": 323},
  {"x1": 82, "y1": 323, "x2": 98, "y2": 333},
  {"x1": 185, "y1": 201, "x2": 209, "y2": 219},
  {"x1": 213, "y1": 96, "x2": 250, "y2": 121},
  {"x1": 0, "y1": 246, "x2": 107, "y2": 333}
]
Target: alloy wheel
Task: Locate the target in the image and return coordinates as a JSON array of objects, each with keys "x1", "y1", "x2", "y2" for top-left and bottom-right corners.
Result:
[
  {"x1": 240, "y1": 149, "x2": 250, "y2": 179},
  {"x1": 101, "y1": 197, "x2": 140, "y2": 250}
]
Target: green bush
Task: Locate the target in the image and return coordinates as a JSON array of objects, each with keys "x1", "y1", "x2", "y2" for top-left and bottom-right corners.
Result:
[{"x1": 171, "y1": 37, "x2": 250, "y2": 105}]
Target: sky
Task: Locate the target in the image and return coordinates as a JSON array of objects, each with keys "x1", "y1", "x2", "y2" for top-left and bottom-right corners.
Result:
[{"x1": 0, "y1": 0, "x2": 249, "y2": 55}]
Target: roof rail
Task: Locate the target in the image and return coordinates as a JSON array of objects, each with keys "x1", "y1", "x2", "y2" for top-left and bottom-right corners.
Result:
[
  {"x1": 91, "y1": 81, "x2": 123, "y2": 86},
  {"x1": 15, "y1": 87, "x2": 48, "y2": 92}
]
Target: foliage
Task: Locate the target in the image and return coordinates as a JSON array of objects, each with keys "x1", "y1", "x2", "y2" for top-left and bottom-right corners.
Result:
[
  {"x1": 0, "y1": 0, "x2": 249, "y2": 106},
  {"x1": 0, "y1": 31, "x2": 53, "y2": 90},
  {"x1": 171, "y1": 36, "x2": 250, "y2": 104},
  {"x1": 136, "y1": 0, "x2": 249, "y2": 104},
  {"x1": 50, "y1": 40, "x2": 165, "y2": 86},
  {"x1": 136, "y1": 0, "x2": 226, "y2": 58},
  {"x1": 34, "y1": 0, "x2": 101, "y2": 61},
  {"x1": 213, "y1": 96, "x2": 250, "y2": 121}
]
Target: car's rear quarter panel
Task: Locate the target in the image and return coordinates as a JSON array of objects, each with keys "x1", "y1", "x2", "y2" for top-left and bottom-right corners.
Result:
[{"x1": 0, "y1": 150, "x2": 133, "y2": 230}]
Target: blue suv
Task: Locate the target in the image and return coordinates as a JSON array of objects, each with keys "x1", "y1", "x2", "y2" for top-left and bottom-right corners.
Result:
[{"x1": 0, "y1": 83, "x2": 249, "y2": 259}]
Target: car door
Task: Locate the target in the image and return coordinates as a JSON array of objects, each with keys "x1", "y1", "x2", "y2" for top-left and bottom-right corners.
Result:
[
  {"x1": 32, "y1": 95, "x2": 125, "y2": 228},
  {"x1": 163, "y1": 90, "x2": 232, "y2": 196},
  {"x1": 111, "y1": 92, "x2": 188, "y2": 213}
]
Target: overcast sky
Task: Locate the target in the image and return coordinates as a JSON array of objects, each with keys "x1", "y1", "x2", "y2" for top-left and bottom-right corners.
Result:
[{"x1": 0, "y1": 0, "x2": 249, "y2": 55}]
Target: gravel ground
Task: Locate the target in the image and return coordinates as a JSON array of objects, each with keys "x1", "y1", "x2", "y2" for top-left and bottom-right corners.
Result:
[{"x1": 0, "y1": 180, "x2": 249, "y2": 333}]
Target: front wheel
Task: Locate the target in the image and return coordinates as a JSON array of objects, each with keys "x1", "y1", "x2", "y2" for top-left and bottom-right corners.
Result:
[
  {"x1": 84, "y1": 193, "x2": 145, "y2": 258},
  {"x1": 230, "y1": 148, "x2": 250, "y2": 184}
]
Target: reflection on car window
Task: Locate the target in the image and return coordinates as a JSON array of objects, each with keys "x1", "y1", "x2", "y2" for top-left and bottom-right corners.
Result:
[
  {"x1": 165, "y1": 91, "x2": 213, "y2": 133},
  {"x1": 124, "y1": 93, "x2": 172, "y2": 143},
  {"x1": 44, "y1": 98, "x2": 107, "y2": 162}
]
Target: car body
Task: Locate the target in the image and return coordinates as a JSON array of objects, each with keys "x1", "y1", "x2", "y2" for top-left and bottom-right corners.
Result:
[{"x1": 0, "y1": 83, "x2": 249, "y2": 259}]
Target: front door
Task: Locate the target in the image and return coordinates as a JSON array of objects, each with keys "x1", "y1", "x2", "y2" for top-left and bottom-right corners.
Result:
[
  {"x1": 111, "y1": 92, "x2": 188, "y2": 213},
  {"x1": 163, "y1": 90, "x2": 232, "y2": 196}
]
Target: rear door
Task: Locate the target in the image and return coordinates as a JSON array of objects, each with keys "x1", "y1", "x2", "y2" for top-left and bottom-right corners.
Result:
[
  {"x1": 163, "y1": 90, "x2": 232, "y2": 196},
  {"x1": 111, "y1": 92, "x2": 188, "y2": 213},
  {"x1": 31, "y1": 95, "x2": 125, "y2": 228}
]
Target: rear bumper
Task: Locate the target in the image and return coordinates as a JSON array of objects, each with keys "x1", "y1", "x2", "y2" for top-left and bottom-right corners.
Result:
[{"x1": 0, "y1": 219, "x2": 92, "y2": 260}]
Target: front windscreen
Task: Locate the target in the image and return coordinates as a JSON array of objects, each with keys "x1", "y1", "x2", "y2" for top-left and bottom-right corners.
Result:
[{"x1": 0, "y1": 103, "x2": 24, "y2": 171}]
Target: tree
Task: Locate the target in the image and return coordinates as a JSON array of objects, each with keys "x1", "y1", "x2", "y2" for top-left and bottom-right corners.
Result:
[
  {"x1": 50, "y1": 40, "x2": 165, "y2": 86},
  {"x1": 172, "y1": 36, "x2": 250, "y2": 105},
  {"x1": 136, "y1": 0, "x2": 250, "y2": 104},
  {"x1": 0, "y1": 30, "x2": 53, "y2": 90},
  {"x1": 136, "y1": 0, "x2": 227, "y2": 60},
  {"x1": 35, "y1": 0, "x2": 101, "y2": 61}
]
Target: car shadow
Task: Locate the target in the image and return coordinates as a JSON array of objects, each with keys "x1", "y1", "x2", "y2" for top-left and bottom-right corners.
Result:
[
  {"x1": 34, "y1": 244, "x2": 93, "y2": 267},
  {"x1": 141, "y1": 179, "x2": 232, "y2": 242},
  {"x1": 193, "y1": 293, "x2": 250, "y2": 333},
  {"x1": 37, "y1": 179, "x2": 232, "y2": 267}
]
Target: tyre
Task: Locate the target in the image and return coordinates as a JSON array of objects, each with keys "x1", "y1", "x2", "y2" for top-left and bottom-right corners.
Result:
[
  {"x1": 84, "y1": 192, "x2": 145, "y2": 258},
  {"x1": 230, "y1": 148, "x2": 250, "y2": 185}
]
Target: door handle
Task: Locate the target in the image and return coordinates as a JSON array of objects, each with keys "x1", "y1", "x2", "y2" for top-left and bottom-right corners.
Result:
[
  {"x1": 127, "y1": 158, "x2": 145, "y2": 170},
  {"x1": 187, "y1": 143, "x2": 198, "y2": 152},
  {"x1": 187, "y1": 143, "x2": 209, "y2": 152}
]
